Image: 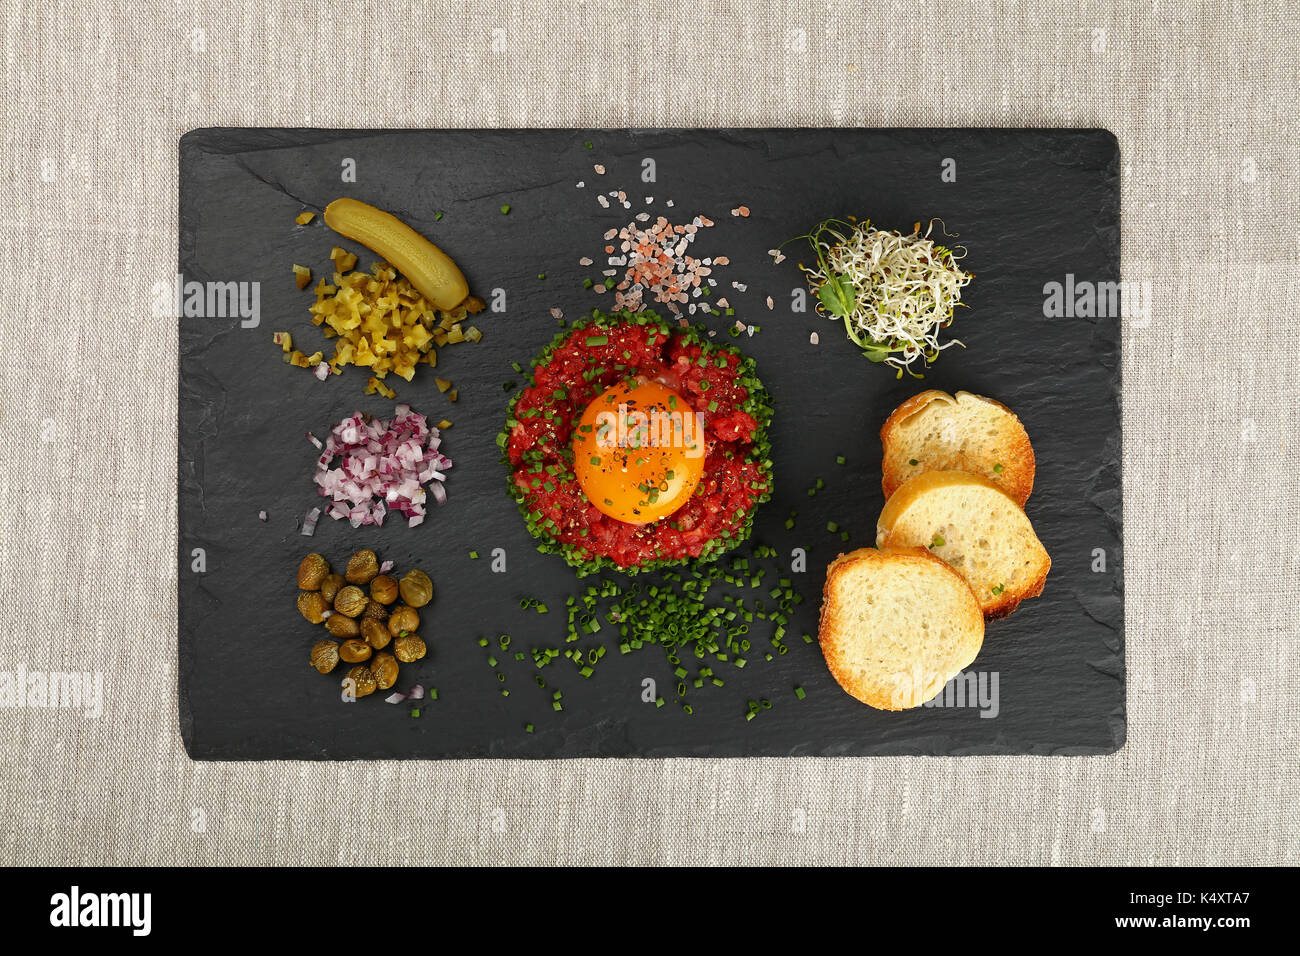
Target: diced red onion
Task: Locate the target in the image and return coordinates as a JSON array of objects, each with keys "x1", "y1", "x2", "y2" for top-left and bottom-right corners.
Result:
[
  {"x1": 306, "y1": 432, "x2": 322, "y2": 450},
  {"x1": 384, "y1": 692, "x2": 407, "y2": 704},
  {"x1": 407, "y1": 684, "x2": 425, "y2": 700},
  {"x1": 313, "y1": 362, "x2": 330, "y2": 381},
  {"x1": 258, "y1": 510, "x2": 267, "y2": 522},
  {"x1": 300, "y1": 507, "x2": 321, "y2": 536},
  {"x1": 312, "y1": 407, "x2": 452, "y2": 528},
  {"x1": 378, "y1": 559, "x2": 394, "y2": 574}
]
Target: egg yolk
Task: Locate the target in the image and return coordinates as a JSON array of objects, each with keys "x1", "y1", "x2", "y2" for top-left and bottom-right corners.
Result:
[{"x1": 572, "y1": 379, "x2": 705, "y2": 525}]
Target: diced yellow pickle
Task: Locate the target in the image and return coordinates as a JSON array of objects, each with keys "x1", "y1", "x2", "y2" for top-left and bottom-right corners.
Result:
[{"x1": 284, "y1": 252, "x2": 478, "y2": 396}]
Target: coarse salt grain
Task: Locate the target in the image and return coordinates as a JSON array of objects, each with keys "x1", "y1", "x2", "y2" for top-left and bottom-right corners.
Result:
[{"x1": 594, "y1": 164, "x2": 605, "y2": 174}]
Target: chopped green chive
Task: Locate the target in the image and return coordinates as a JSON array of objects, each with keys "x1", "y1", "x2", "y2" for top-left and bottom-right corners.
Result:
[{"x1": 500, "y1": 204, "x2": 511, "y2": 214}]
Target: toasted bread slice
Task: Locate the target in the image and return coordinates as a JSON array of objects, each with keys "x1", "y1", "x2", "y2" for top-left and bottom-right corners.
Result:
[
  {"x1": 876, "y1": 471, "x2": 1050, "y2": 619},
  {"x1": 880, "y1": 389, "x2": 1035, "y2": 506},
  {"x1": 818, "y1": 547, "x2": 985, "y2": 710}
]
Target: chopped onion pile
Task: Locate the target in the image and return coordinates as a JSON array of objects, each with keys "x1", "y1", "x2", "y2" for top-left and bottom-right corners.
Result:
[{"x1": 312, "y1": 405, "x2": 451, "y2": 529}]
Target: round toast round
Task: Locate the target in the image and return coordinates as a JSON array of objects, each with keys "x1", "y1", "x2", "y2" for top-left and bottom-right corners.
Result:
[
  {"x1": 880, "y1": 389, "x2": 1035, "y2": 506},
  {"x1": 818, "y1": 547, "x2": 985, "y2": 710},
  {"x1": 876, "y1": 470, "x2": 1050, "y2": 619}
]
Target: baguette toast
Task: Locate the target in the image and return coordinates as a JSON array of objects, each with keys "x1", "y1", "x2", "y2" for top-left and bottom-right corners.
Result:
[
  {"x1": 818, "y1": 547, "x2": 985, "y2": 710},
  {"x1": 876, "y1": 470, "x2": 1050, "y2": 619},
  {"x1": 880, "y1": 389, "x2": 1035, "y2": 506}
]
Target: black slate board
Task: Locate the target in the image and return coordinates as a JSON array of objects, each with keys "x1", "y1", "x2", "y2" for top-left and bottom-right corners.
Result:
[{"x1": 178, "y1": 128, "x2": 1124, "y2": 759}]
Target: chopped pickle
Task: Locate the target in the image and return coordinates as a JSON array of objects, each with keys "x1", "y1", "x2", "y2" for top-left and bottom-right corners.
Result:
[
  {"x1": 329, "y1": 245, "x2": 358, "y2": 274},
  {"x1": 288, "y1": 259, "x2": 477, "y2": 395},
  {"x1": 293, "y1": 264, "x2": 312, "y2": 289},
  {"x1": 295, "y1": 211, "x2": 316, "y2": 225},
  {"x1": 365, "y1": 376, "x2": 397, "y2": 399}
]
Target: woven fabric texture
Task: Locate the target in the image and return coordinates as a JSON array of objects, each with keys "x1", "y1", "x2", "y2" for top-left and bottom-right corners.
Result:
[{"x1": 0, "y1": 0, "x2": 1295, "y2": 865}]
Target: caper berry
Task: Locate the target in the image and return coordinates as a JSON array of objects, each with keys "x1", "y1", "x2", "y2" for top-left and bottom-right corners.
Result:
[
  {"x1": 297, "y1": 553, "x2": 330, "y2": 590},
  {"x1": 392, "y1": 633, "x2": 426, "y2": 663},
  {"x1": 398, "y1": 569, "x2": 434, "y2": 608},
  {"x1": 362, "y1": 599, "x2": 389, "y2": 622},
  {"x1": 345, "y1": 549, "x2": 380, "y2": 585},
  {"x1": 324, "y1": 613, "x2": 360, "y2": 639},
  {"x1": 319, "y1": 573, "x2": 345, "y2": 604},
  {"x1": 360, "y1": 618, "x2": 391, "y2": 651},
  {"x1": 310, "y1": 639, "x2": 339, "y2": 674},
  {"x1": 343, "y1": 665, "x2": 377, "y2": 699},
  {"x1": 297, "y1": 590, "x2": 328, "y2": 624},
  {"x1": 338, "y1": 638, "x2": 372, "y2": 663},
  {"x1": 388, "y1": 604, "x2": 420, "y2": 637},
  {"x1": 370, "y1": 651, "x2": 399, "y2": 690},
  {"x1": 334, "y1": 585, "x2": 368, "y2": 618},
  {"x1": 369, "y1": 574, "x2": 399, "y2": 605}
]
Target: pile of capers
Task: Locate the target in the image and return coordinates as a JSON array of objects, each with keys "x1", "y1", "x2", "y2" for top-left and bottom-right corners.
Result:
[{"x1": 296, "y1": 549, "x2": 433, "y2": 699}]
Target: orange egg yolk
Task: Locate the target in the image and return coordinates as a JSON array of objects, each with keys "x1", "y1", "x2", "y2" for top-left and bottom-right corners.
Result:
[{"x1": 572, "y1": 380, "x2": 705, "y2": 525}]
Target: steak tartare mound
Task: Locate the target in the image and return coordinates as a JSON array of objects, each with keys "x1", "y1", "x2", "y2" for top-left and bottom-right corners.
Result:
[{"x1": 501, "y1": 309, "x2": 773, "y2": 573}]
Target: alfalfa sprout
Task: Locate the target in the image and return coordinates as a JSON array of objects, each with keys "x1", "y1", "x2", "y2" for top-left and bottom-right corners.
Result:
[{"x1": 782, "y1": 218, "x2": 973, "y2": 378}]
